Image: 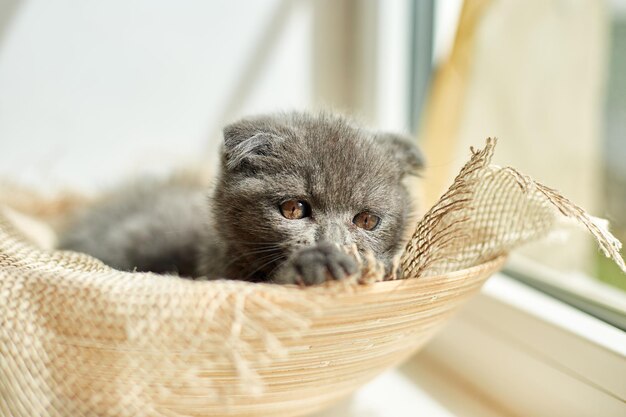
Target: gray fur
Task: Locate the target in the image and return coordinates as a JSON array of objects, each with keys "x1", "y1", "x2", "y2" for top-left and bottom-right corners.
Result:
[
  {"x1": 58, "y1": 112, "x2": 423, "y2": 285},
  {"x1": 59, "y1": 180, "x2": 208, "y2": 276}
]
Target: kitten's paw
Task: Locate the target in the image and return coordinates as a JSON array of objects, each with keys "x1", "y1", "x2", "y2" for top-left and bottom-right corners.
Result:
[{"x1": 274, "y1": 243, "x2": 358, "y2": 286}]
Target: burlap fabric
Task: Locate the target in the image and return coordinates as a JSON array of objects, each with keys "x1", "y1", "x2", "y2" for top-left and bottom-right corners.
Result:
[{"x1": 1, "y1": 140, "x2": 623, "y2": 417}]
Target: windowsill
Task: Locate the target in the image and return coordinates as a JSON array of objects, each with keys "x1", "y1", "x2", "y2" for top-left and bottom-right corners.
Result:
[
  {"x1": 313, "y1": 351, "x2": 510, "y2": 417},
  {"x1": 316, "y1": 273, "x2": 626, "y2": 417}
]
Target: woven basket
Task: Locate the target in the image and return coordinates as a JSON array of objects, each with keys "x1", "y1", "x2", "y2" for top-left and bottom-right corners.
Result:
[{"x1": 1, "y1": 140, "x2": 623, "y2": 417}]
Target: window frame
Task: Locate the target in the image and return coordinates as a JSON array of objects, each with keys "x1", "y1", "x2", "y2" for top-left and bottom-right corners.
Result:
[{"x1": 415, "y1": 273, "x2": 626, "y2": 416}]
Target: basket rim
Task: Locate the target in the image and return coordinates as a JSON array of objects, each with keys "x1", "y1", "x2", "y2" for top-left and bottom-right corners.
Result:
[{"x1": 349, "y1": 255, "x2": 506, "y2": 292}]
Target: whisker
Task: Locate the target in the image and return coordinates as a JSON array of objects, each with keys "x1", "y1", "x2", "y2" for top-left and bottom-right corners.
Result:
[
  {"x1": 219, "y1": 247, "x2": 282, "y2": 270},
  {"x1": 266, "y1": 261, "x2": 285, "y2": 280},
  {"x1": 214, "y1": 239, "x2": 282, "y2": 247},
  {"x1": 245, "y1": 254, "x2": 286, "y2": 280}
]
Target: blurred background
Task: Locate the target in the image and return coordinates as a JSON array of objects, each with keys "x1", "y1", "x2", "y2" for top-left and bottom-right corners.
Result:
[{"x1": 0, "y1": 1, "x2": 624, "y2": 317}]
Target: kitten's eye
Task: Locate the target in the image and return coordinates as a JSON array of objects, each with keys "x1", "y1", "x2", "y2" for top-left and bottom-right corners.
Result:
[
  {"x1": 353, "y1": 212, "x2": 380, "y2": 231},
  {"x1": 280, "y1": 199, "x2": 311, "y2": 219}
]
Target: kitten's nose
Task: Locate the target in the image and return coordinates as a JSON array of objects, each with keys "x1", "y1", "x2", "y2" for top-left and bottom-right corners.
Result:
[{"x1": 317, "y1": 221, "x2": 351, "y2": 246}]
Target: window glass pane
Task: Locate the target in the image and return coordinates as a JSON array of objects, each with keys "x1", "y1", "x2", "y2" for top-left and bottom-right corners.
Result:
[
  {"x1": 602, "y1": 9, "x2": 626, "y2": 291},
  {"x1": 416, "y1": 0, "x2": 626, "y2": 305}
]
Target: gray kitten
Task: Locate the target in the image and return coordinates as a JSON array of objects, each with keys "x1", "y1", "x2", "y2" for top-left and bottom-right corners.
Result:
[{"x1": 59, "y1": 112, "x2": 423, "y2": 285}]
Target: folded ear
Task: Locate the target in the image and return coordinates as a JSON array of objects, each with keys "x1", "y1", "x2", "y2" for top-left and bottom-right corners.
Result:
[
  {"x1": 222, "y1": 121, "x2": 285, "y2": 171},
  {"x1": 375, "y1": 132, "x2": 424, "y2": 176}
]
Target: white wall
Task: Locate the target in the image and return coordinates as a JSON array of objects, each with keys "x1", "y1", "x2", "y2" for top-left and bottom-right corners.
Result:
[{"x1": 0, "y1": 0, "x2": 313, "y2": 192}]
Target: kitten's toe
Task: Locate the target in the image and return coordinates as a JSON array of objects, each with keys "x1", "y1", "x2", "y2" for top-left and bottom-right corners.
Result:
[
  {"x1": 326, "y1": 260, "x2": 346, "y2": 280},
  {"x1": 299, "y1": 256, "x2": 327, "y2": 285},
  {"x1": 273, "y1": 244, "x2": 359, "y2": 286},
  {"x1": 326, "y1": 251, "x2": 357, "y2": 280},
  {"x1": 337, "y1": 253, "x2": 358, "y2": 276}
]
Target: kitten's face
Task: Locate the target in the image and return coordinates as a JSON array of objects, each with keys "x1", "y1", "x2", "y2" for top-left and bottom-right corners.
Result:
[{"x1": 212, "y1": 112, "x2": 423, "y2": 281}]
